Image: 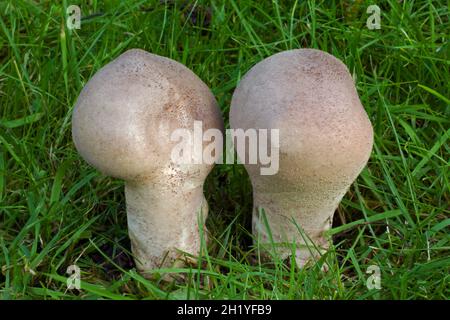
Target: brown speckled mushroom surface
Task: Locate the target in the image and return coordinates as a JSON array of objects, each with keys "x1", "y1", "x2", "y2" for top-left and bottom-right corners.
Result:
[
  {"x1": 72, "y1": 49, "x2": 224, "y2": 276},
  {"x1": 230, "y1": 49, "x2": 373, "y2": 266}
]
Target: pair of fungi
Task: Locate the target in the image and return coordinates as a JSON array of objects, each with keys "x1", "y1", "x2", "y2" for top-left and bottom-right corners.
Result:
[{"x1": 72, "y1": 48, "x2": 373, "y2": 277}]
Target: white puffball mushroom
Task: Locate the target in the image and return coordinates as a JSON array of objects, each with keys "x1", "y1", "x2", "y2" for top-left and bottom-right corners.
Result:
[
  {"x1": 230, "y1": 49, "x2": 373, "y2": 266},
  {"x1": 72, "y1": 49, "x2": 224, "y2": 276}
]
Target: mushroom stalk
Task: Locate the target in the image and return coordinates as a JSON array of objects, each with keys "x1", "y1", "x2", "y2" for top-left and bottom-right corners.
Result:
[
  {"x1": 252, "y1": 183, "x2": 345, "y2": 265},
  {"x1": 125, "y1": 180, "x2": 208, "y2": 272}
]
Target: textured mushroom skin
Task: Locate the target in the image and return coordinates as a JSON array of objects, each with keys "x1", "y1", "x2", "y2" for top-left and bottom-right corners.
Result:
[
  {"x1": 230, "y1": 49, "x2": 373, "y2": 265},
  {"x1": 72, "y1": 49, "x2": 224, "y2": 274}
]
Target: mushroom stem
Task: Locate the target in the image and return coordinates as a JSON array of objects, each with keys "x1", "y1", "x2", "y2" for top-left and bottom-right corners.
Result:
[
  {"x1": 125, "y1": 180, "x2": 208, "y2": 273},
  {"x1": 252, "y1": 188, "x2": 344, "y2": 265}
]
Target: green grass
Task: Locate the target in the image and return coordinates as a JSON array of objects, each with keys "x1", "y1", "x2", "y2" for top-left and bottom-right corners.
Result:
[{"x1": 0, "y1": 0, "x2": 449, "y2": 300}]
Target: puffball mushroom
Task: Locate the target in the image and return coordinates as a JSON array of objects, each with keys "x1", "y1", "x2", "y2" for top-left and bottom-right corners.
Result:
[
  {"x1": 72, "y1": 49, "x2": 224, "y2": 276},
  {"x1": 230, "y1": 49, "x2": 373, "y2": 266}
]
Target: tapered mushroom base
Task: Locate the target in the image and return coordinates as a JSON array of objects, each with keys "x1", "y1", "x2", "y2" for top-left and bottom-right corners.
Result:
[
  {"x1": 125, "y1": 181, "x2": 209, "y2": 279},
  {"x1": 251, "y1": 191, "x2": 337, "y2": 268},
  {"x1": 253, "y1": 211, "x2": 330, "y2": 267}
]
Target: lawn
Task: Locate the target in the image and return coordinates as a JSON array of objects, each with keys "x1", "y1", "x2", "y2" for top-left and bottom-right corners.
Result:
[{"x1": 0, "y1": 0, "x2": 449, "y2": 299}]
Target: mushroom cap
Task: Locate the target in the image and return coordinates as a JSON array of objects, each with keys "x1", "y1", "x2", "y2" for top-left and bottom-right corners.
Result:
[
  {"x1": 230, "y1": 48, "x2": 373, "y2": 199},
  {"x1": 72, "y1": 49, "x2": 223, "y2": 182}
]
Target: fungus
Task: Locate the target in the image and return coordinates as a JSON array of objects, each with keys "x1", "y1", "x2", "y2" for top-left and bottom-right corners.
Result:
[
  {"x1": 72, "y1": 49, "x2": 224, "y2": 276},
  {"x1": 230, "y1": 49, "x2": 373, "y2": 266}
]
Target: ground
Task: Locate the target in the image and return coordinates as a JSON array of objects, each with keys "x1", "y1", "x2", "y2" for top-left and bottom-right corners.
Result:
[{"x1": 0, "y1": 0, "x2": 449, "y2": 299}]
